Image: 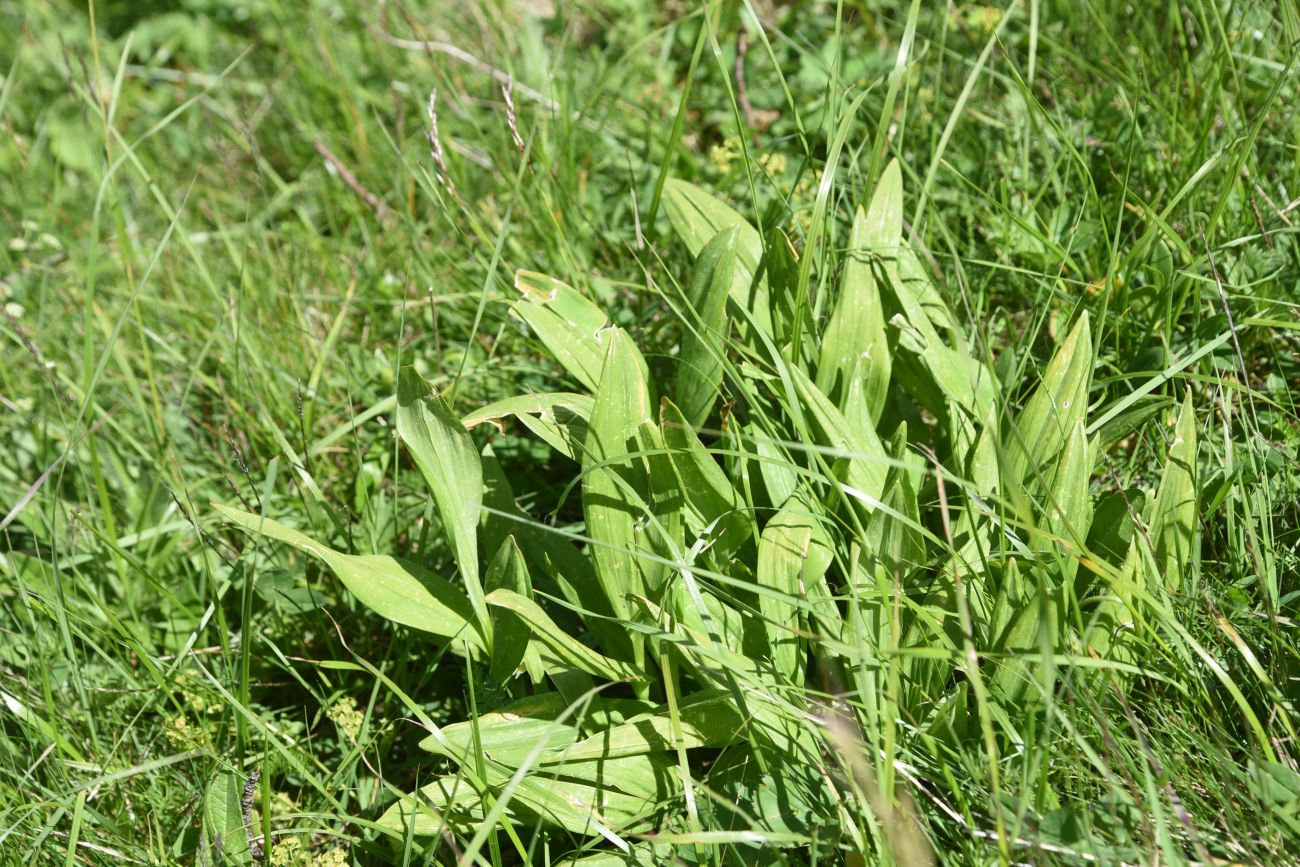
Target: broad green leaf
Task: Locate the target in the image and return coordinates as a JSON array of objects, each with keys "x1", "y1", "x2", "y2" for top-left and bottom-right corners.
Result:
[
  {"x1": 464, "y1": 392, "x2": 592, "y2": 462},
  {"x1": 660, "y1": 398, "x2": 752, "y2": 562},
  {"x1": 1084, "y1": 541, "x2": 1144, "y2": 664},
  {"x1": 397, "y1": 366, "x2": 485, "y2": 620},
  {"x1": 663, "y1": 178, "x2": 773, "y2": 338},
  {"x1": 484, "y1": 537, "x2": 532, "y2": 683},
  {"x1": 965, "y1": 402, "x2": 1002, "y2": 497},
  {"x1": 873, "y1": 220, "x2": 996, "y2": 426},
  {"x1": 764, "y1": 225, "x2": 806, "y2": 347},
  {"x1": 860, "y1": 158, "x2": 904, "y2": 253},
  {"x1": 992, "y1": 580, "x2": 1058, "y2": 705},
  {"x1": 817, "y1": 166, "x2": 897, "y2": 421},
  {"x1": 896, "y1": 238, "x2": 963, "y2": 342},
  {"x1": 509, "y1": 772, "x2": 661, "y2": 835},
  {"x1": 513, "y1": 270, "x2": 647, "y2": 392},
  {"x1": 665, "y1": 581, "x2": 756, "y2": 658},
  {"x1": 380, "y1": 764, "x2": 667, "y2": 839},
  {"x1": 789, "y1": 365, "x2": 889, "y2": 504},
  {"x1": 664, "y1": 178, "x2": 760, "y2": 258},
  {"x1": 677, "y1": 226, "x2": 737, "y2": 427},
  {"x1": 1085, "y1": 489, "x2": 1146, "y2": 572},
  {"x1": 1093, "y1": 394, "x2": 1172, "y2": 452},
  {"x1": 706, "y1": 746, "x2": 834, "y2": 843},
  {"x1": 420, "y1": 692, "x2": 653, "y2": 765},
  {"x1": 757, "y1": 490, "x2": 833, "y2": 682},
  {"x1": 558, "y1": 842, "x2": 676, "y2": 866},
  {"x1": 754, "y1": 426, "x2": 799, "y2": 509},
  {"x1": 484, "y1": 588, "x2": 644, "y2": 682},
  {"x1": 643, "y1": 419, "x2": 686, "y2": 603},
  {"x1": 543, "y1": 691, "x2": 745, "y2": 763},
  {"x1": 1037, "y1": 419, "x2": 1094, "y2": 585},
  {"x1": 215, "y1": 505, "x2": 482, "y2": 648},
  {"x1": 201, "y1": 769, "x2": 253, "y2": 865},
  {"x1": 889, "y1": 312, "x2": 996, "y2": 424},
  {"x1": 480, "y1": 448, "x2": 634, "y2": 662},
  {"x1": 864, "y1": 457, "x2": 924, "y2": 583},
  {"x1": 1149, "y1": 391, "x2": 1198, "y2": 592},
  {"x1": 377, "y1": 775, "x2": 486, "y2": 836},
  {"x1": 987, "y1": 557, "x2": 1028, "y2": 659},
  {"x1": 528, "y1": 753, "x2": 676, "y2": 803},
  {"x1": 583, "y1": 329, "x2": 661, "y2": 624},
  {"x1": 1008, "y1": 313, "x2": 1093, "y2": 486}
]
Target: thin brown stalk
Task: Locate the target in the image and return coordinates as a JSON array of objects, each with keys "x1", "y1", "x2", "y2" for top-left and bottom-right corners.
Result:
[
  {"x1": 313, "y1": 139, "x2": 393, "y2": 225},
  {"x1": 426, "y1": 89, "x2": 458, "y2": 196}
]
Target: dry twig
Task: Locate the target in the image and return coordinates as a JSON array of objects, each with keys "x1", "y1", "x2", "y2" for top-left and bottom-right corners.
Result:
[{"x1": 313, "y1": 139, "x2": 394, "y2": 225}]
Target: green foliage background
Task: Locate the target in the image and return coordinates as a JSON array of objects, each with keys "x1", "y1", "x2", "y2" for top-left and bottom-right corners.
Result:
[{"x1": 2, "y1": 0, "x2": 1298, "y2": 864}]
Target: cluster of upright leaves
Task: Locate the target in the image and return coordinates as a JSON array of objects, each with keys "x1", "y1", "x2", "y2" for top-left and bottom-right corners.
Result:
[{"x1": 218, "y1": 160, "x2": 1207, "y2": 862}]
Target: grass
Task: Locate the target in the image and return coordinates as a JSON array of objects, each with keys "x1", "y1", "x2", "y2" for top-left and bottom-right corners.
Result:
[{"x1": 1, "y1": 0, "x2": 1298, "y2": 864}]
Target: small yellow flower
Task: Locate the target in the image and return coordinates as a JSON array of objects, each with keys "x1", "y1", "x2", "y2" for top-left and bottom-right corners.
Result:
[
  {"x1": 163, "y1": 714, "x2": 206, "y2": 749},
  {"x1": 268, "y1": 837, "x2": 303, "y2": 867},
  {"x1": 757, "y1": 152, "x2": 788, "y2": 175},
  {"x1": 309, "y1": 847, "x2": 349, "y2": 867},
  {"x1": 709, "y1": 136, "x2": 740, "y2": 174},
  {"x1": 327, "y1": 696, "x2": 364, "y2": 742}
]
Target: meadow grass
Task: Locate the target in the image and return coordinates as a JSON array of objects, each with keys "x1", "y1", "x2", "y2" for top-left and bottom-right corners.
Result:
[{"x1": 1, "y1": 1, "x2": 1298, "y2": 864}]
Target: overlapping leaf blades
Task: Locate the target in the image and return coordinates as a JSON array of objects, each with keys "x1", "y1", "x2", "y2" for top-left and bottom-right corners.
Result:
[{"x1": 215, "y1": 163, "x2": 1219, "y2": 863}]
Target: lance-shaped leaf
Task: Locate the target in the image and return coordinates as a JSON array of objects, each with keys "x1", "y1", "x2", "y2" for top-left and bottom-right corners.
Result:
[
  {"x1": 419, "y1": 692, "x2": 654, "y2": 764},
  {"x1": 463, "y1": 392, "x2": 592, "y2": 462},
  {"x1": 397, "y1": 367, "x2": 485, "y2": 620},
  {"x1": 510, "y1": 772, "x2": 662, "y2": 836},
  {"x1": 479, "y1": 447, "x2": 634, "y2": 662},
  {"x1": 764, "y1": 225, "x2": 806, "y2": 347},
  {"x1": 676, "y1": 226, "x2": 737, "y2": 427},
  {"x1": 991, "y1": 580, "x2": 1059, "y2": 705},
  {"x1": 513, "y1": 271, "x2": 648, "y2": 392},
  {"x1": 664, "y1": 178, "x2": 773, "y2": 338},
  {"x1": 484, "y1": 537, "x2": 533, "y2": 683},
  {"x1": 583, "y1": 329, "x2": 660, "y2": 622},
  {"x1": 379, "y1": 762, "x2": 666, "y2": 839},
  {"x1": 754, "y1": 426, "x2": 799, "y2": 509},
  {"x1": 1084, "y1": 540, "x2": 1145, "y2": 666},
  {"x1": 789, "y1": 365, "x2": 889, "y2": 504},
  {"x1": 889, "y1": 312, "x2": 997, "y2": 425},
  {"x1": 1007, "y1": 313, "x2": 1093, "y2": 486},
  {"x1": 555, "y1": 843, "x2": 676, "y2": 866},
  {"x1": 540, "y1": 691, "x2": 745, "y2": 763},
  {"x1": 864, "y1": 451, "x2": 925, "y2": 584},
  {"x1": 817, "y1": 162, "x2": 898, "y2": 421},
  {"x1": 214, "y1": 505, "x2": 483, "y2": 648},
  {"x1": 641, "y1": 417, "x2": 685, "y2": 606},
  {"x1": 660, "y1": 398, "x2": 752, "y2": 562},
  {"x1": 757, "y1": 490, "x2": 834, "y2": 683},
  {"x1": 875, "y1": 221, "x2": 996, "y2": 425},
  {"x1": 376, "y1": 775, "x2": 487, "y2": 836},
  {"x1": 1037, "y1": 419, "x2": 1094, "y2": 586},
  {"x1": 485, "y1": 588, "x2": 643, "y2": 682},
  {"x1": 1149, "y1": 391, "x2": 1198, "y2": 593}
]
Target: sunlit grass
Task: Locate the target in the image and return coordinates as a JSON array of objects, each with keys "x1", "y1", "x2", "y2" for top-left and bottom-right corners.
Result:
[{"x1": 1, "y1": 1, "x2": 1297, "y2": 864}]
